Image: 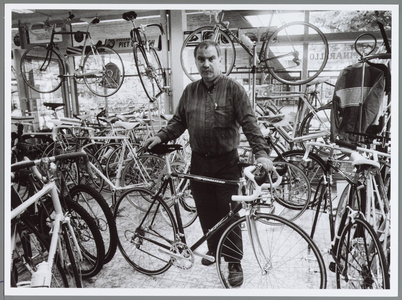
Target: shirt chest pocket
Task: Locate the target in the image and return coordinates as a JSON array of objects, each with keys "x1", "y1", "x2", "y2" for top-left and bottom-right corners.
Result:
[{"x1": 214, "y1": 105, "x2": 234, "y2": 128}]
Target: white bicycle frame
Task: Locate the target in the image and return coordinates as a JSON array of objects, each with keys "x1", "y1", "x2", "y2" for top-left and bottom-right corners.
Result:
[{"x1": 10, "y1": 159, "x2": 83, "y2": 288}]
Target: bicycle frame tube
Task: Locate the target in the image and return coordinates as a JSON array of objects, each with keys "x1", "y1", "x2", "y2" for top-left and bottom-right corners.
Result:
[{"x1": 10, "y1": 181, "x2": 68, "y2": 287}]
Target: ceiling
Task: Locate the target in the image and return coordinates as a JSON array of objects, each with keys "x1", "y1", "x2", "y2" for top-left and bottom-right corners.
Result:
[
  {"x1": 11, "y1": 9, "x2": 287, "y2": 29},
  {"x1": 11, "y1": 9, "x2": 166, "y2": 28}
]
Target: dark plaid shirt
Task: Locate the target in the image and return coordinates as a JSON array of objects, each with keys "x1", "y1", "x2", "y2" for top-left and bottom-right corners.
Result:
[{"x1": 157, "y1": 74, "x2": 269, "y2": 158}]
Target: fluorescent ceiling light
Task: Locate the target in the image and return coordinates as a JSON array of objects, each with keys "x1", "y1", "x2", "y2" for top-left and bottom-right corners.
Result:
[
  {"x1": 245, "y1": 13, "x2": 304, "y2": 27},
  {"x1": 12, "y1": 9, "x2": 35, "y2": 14},
  {"x1": 71, "y1": 14, "x2": 161, "y2": 26}
]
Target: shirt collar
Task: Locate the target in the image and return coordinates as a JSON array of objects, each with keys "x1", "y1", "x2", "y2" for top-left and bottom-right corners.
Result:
[{"x1": 202, "y1": 74, "x2": 222, "y2": 91}]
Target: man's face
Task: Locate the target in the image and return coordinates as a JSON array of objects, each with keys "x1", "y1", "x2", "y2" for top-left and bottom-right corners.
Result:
[{"x1": 195, "y1": 45, "x2": 221, "y2": 83}]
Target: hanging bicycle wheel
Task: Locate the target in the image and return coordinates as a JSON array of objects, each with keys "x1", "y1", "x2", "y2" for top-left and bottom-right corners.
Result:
[
  {"x1": 83, "y1": 46, "x2": 125, "y2": 97},
  {"x1": 264, "y1": 21, "x2": 329, "y2": 85},
  {"x1": 133, "y1": 45, "x2": 165, "y2": 102},
  {"x1": 20, "y1": 45, "x2": 65, "y2": 93},
  {"x1": 180, "y1": 26, "x2": 236, "y2": 82}
]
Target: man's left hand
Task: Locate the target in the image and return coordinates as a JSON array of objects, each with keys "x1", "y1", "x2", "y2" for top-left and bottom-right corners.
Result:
[{"x1": 256, "y1": 157, "x2": 274, "y2": 171}]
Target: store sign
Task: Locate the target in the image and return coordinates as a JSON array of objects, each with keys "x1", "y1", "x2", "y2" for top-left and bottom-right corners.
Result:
[
  {"x1": 105, "y1": 37, "x2": 160, "y2": 51},
  {"x1": 310, "y1": 51, "x2": 360, "y2": 61},
  {"x1": 105, "y1": 38, "x2": 133, "y2": 50}
]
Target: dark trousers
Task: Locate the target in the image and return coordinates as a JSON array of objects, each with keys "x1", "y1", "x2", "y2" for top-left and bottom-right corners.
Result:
[{"x1": 190, "y1": 150, "x2": 242, "y2": 261}]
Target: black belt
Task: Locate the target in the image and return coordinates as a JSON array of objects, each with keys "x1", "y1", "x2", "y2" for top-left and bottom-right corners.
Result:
[{"x1": 193, "y1": 149, "x2": 237, "y2": 158}]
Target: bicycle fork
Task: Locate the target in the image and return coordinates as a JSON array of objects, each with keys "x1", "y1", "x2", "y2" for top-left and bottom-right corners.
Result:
[{"x1": 245, "y1": 210, "x2": 272, "y2": 275}]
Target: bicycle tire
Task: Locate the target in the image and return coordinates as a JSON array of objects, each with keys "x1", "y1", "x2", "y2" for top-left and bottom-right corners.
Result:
[
  {"x1": 274, "y1": 150, "x2": 327, "y2": 196},
  {"x1": 11, "y1": 221, "x2": 70, "y2": 287},
  {"x1": 83, "y1": 46, "x2": 125, "y2": 97},
  {"x1": 335, "y1": 184, "x2": 351, "y2": 234},
  {"x1": 300, "y1": 103, "x2": 332, "y2": 136},
  {"x1": 38, "y1": 198, "x2": 105, "y2": 279},
  {"x1": 133, "y1": 44, "x2": 165, "y2": 102},
  {"x1": 251, "y1": 161, "x2": 311, "y2": 222},
  {"x1": 114, "y1": 187, "x2": 176, "y2": 275},
  {"x1": 79, "y1": 151, "x2": 105, "y2": 192},
  {"x1": 180, "y1": 26, "x2": 236, "y2": 82},
  {"x1": 335, "y1": 217, "x2": 390, "y2": 289},
  {"x1": 216, "y1": 213, "x2": 327, "y2": 289},
  {"x1": 104, "y1": 143, "x2": 138, "y2": 183},
  {"x1": 20, "y1": 44, "x2": 65, "y2": 93},
  {"x1": 69, "y1": 184, "x2": 118, "y2": 264},
  {"x1": 264, "y1": 21, "x2": 329, "y2": 85},
  {"x1": 299, "y1": 104, "x2": 332, "y2": 154},
  {"x1": 60, "y1": 222, "x2": 83, "y2": 287},
  {"x1": 90, "y1": 142, "x2": 121, "y2": 165}
]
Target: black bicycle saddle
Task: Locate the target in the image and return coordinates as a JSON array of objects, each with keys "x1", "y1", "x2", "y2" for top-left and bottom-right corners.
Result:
[
  {"x1": 123, "y1": 11, "x2": 137, "y2": 21},
  {"x1": 146, "y1": 144, "x2": 182, "y2": 155},
  {"x1": 43, "y1": 102, "x2": 65, "y2": 110}
]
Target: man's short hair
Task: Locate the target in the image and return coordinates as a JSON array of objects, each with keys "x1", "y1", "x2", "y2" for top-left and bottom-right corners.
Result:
[{"x1": 193, "y1": 40, "x2": 222, "y2": 58}]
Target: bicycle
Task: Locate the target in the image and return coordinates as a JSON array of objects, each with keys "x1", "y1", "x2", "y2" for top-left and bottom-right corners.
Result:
[
  {"x1": 9, "y1": 152, "x2": 104, "y2": 288},
  {"x1": 23, "y1": 120, "x2": 119, "y2": 266},
  {"x1": 180, "y1": 10, "x2": 328, "y2": 85},
  {"x1": 300, "y1": 140, "x2": 390, "y2": 289},
  {"x1": 20, "y1": 16, "x2": 125, "y2": 97},
  {"x1": 113, "y1": 144, "x2": 326, "y2": 289},
  {"x1": 123, "y1": 11, "x2": 167, "y2": 102}
]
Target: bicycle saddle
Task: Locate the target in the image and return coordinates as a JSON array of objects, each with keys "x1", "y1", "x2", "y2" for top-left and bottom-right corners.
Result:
[
  {"x1": 257, "y1": 114, "x2": 285, "y2": 124},
  {"x1": 146, "y1": 144, "x2": 182, "y2": 155},
  {"x1": 43, "y1": 102, "x2": 65, "y2": 110},
  {"x1": 123, "y1": 11, "x2": 137, "y2": 21}
]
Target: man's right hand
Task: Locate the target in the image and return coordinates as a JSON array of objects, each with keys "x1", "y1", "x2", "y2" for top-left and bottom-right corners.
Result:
[{"x1": 143, "y1": 136, "x2": 162, "y2": 149}]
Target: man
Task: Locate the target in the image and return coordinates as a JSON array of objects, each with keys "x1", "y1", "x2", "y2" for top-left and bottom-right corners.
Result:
[{"x1": 144, "y1": 40, "x2": 272, "y2": 287}]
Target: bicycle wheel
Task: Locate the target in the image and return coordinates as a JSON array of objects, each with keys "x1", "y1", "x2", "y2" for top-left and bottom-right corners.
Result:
[
  {"x1": 274, "y1": 150, "x2": 327, "y2": 193},
  {"x1": 20, "y1": 45, "x2": 64, "y2": 93},
  {"x1": 335, "y1": 217, "x2": 390, "y2": 289},
  {"x1": 104, "y1": 144, "x2": 134, "y2": 182},
  {"x1": 114, "y1": 188, "x2": 176, "y2": 275},
  {"x1": 11, "y1": 221, "x2": 70, "y2": 287},
  {"x1": 180, "y1": 26, "x2": 236, "y2": 82},
  {"x1": 38, "y1": 199, "x2": 105, "y2": 279},
  {"x1": 83, "y1": 46, "x2": 125, "y2": 97},
  {"x1": 335, "y1": 184, "x2": 351, "y2": 234},
  {"x1": 264, "y1": 21, "x2": 329, "y2": 85},
  {"x1": 78, "y1": 151, "x2": 105, "y2": 192},
  {"x1": 216, "y1": 213, "x2": 326, "y2": 289},
  {"x1": 69, "y1": 184, "x2": 117, "y2": 264},
  {"x1": 120, "y1": 153, "x2": 166, "y2": 191},
  {"x1": 300, "y1": 104, "x2": 331, "y2": 137},
  {"x1": 299, "y1": 104, "x2": 332, "y2": 154},
  {"x1": 133, "y1": 44, "x2": 165, "y2": 102},
  {"x1": 253, "y1": 161, "x2": 311, "y2": 222}
]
